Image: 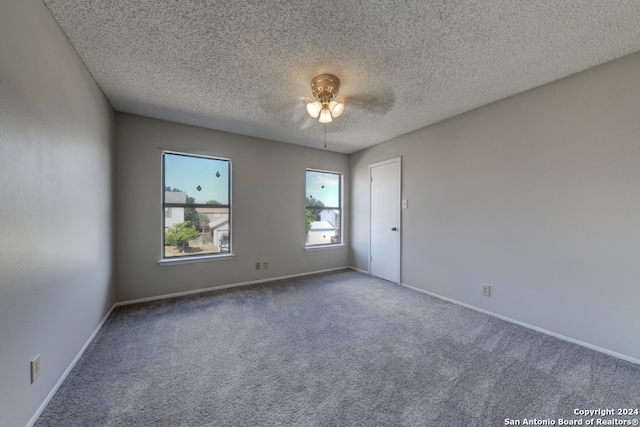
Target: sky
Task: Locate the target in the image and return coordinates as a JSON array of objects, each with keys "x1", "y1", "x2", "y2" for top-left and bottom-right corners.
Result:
[
  {"x1": 164, "y1": 154, "x2": 339, "y2": 207},
  {"x1": 305, "y1": 170, "x2": 341, "y2": 208},
  {"x1": 164, "y1": 153, "x2": 229, "y2": 204}
]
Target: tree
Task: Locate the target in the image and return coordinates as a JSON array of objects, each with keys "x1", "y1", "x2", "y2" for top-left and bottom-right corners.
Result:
[
  {"x1": 197, "y1": 212, "x2": 211, "y2": 231},
  {"x1": 164, "y1": 221, "x2": 200, "y2": 252},
  {"x1": 305, "y1": 197, "x2": 326, "y2": 243},
  {"x1": 183, "y1": 195, "x2": 199, "y2": 229},
  {"x1": 305, "y1": 197, "x2": 325, "y2": 222},
  {"x1": 305, "y1": 209, "x2": 315, "y2": 233}
]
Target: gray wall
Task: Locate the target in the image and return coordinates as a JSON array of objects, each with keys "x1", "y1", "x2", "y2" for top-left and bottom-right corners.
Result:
[
  {"x1": 0, "y1": 1, "x2": 115, "y2": 426},
  {"x1": 2, "y1": 2, "x2": 638, "y2": 425},
  {"x1": 115, "y1": 113, "x2": 350, "y2": 301},
  {"x1": 350, "y1": 52, "x2": 640, "y2": 361}
]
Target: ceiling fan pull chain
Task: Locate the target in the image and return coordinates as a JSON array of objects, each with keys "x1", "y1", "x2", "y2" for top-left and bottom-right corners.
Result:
[{"x1": 324, "y1": 122, "x2": 327, "y2": 149}]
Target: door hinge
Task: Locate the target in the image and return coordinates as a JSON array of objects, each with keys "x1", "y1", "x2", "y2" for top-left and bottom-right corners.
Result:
[{"x1": 370, "y1": 255, "x2": 373, "y2": 262}]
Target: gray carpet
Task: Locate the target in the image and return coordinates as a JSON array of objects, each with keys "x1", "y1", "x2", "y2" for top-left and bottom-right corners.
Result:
[{"x1": 36, "y1": 270, "x2": 640, "y2": 426}]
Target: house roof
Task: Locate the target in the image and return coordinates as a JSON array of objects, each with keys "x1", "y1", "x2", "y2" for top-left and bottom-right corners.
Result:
[
  {"x1": 208, "y1": 216, "x2": 229, "y2": 230},
  {"x1": 310, "y1": 221, "x2": 335, "y2": 231},
  {"x1": 42, "y1": 0, "x2": 640, "y2": 154},
  {"x1": 196, "y1": 207, "x2": 228, "y2": 214}
]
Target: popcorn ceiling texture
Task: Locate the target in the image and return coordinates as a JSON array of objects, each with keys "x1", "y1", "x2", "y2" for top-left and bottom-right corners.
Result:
[{"x1": 42, "y1": 0, "x2": 640, "y2": 153}]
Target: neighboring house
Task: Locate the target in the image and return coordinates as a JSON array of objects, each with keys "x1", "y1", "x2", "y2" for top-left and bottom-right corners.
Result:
[
  {"x1": 195, "y1": 207, "x2": 230, "y2": 251},
  {"x1": 320, "y1": 209, "x2": 339, "y2": 228},
  {"x1": 308, "y1": 209, "x2": 340, "y2": 245},
  {"x1": 164, "y1": 191, "x2": 186, "y2": 231}
]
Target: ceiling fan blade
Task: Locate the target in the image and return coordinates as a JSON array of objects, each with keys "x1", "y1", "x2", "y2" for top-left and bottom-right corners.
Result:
[
  {"x1": 263, "y1": 95, "x2": 307, "y2": 112},
  {"x1": 298, "y1": 115, "x2": 315, "y2": 130},
  {"x1": 343, "y1": 89, "x2": 395, "y2": 115}
]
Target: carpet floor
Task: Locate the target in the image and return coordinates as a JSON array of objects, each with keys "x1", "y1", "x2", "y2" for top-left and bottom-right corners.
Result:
[{"x1": 36, "y1": 269, "x2": 640, "y2": 426}]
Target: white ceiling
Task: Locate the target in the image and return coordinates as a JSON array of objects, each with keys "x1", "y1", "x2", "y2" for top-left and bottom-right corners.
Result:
[{"x1": 42, "y1": 0, "x2": 640, "y2": 154}]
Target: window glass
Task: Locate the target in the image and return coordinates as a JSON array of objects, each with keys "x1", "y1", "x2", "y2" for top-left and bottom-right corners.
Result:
[
  {"x1": 305, "y1": 170, "x2": 341, "y2": 246},
  {"x1": 163, "y1": 152, "x2": 231, "y2": 258}
]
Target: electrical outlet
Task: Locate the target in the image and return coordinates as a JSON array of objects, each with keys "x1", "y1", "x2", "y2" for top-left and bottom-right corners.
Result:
[
  {"x1": 263, "y1": 261, "x2": 268, "y2": 269},
  {"x1": 255, "y1": 262, "x2": 261, "y2": 270},
  {"x1": 31, "y1": 354, "x2": 40, "y2": 383},
  {"x1": 481, "y1": 284, "x2": 491, "y2": 297}
]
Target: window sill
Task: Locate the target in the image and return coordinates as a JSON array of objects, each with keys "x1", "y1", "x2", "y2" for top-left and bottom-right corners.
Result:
[
  {"x1": 158, "y1": 253, "x2": 235, "y2": 266},
  {"x1": 304, "y1": 244, "x2": 346, "y2": 252}
]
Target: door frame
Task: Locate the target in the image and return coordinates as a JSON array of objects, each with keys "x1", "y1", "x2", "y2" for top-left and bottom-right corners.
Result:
[{"x1": 368, "y1": 157, "x2": 402, "y2": 284}]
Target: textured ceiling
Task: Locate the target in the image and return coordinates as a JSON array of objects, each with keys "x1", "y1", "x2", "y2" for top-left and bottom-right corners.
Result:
[{"x1": 42, "y1": 0, "x2": 640, "y2": 153}]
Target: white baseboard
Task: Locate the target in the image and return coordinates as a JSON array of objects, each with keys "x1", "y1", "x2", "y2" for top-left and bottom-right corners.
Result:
[
  {"x1": 116, "y1": 266, "x2": 353, "y2": 307},
  {"x1": 349, "y1": 266, "x2": 369, "y2": 275},
  {"x1": 400, "y1": 282, "x2": 640, "y2": 366},
  {"x1": 26, "y1": 304, "x2": 117, "y2": 427}
]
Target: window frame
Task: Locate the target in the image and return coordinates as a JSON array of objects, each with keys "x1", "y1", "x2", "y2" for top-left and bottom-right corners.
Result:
[
  {"x1": 160, "y1": 150, "x2": 233, "y2": 264},
  {"x1": 305, "y1": 168, "x2": 343, "y2": 249}
]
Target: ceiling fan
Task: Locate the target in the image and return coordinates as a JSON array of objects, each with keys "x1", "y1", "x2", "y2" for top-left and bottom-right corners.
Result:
[
  {"x1": 303, "y1": 73, "x2": 395, "y2": 124},
  {"x1": 300, "y1": 73, "x2": 396, "y2": 148},
  {"x1": 305, "y1": 74, "x2": 345, "y2": 124}
]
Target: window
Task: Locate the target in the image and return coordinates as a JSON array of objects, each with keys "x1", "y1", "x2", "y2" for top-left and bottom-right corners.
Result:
[
  {"x1": 305, "y1": 169, "x2": 342, "y2": 247},
  {"x1": 162, "y1": 151, "x2": 231, "y2": 259}
]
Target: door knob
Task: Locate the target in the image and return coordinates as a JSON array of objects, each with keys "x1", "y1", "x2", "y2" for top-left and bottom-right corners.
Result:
[{"x1": 391, "y1": 227, "x2": 397, "y2": 231}]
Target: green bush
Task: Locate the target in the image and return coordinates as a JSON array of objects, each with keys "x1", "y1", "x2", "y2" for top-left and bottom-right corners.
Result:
[{"x1": 164, "y1": 221, "x2": 200, "y2": 252}]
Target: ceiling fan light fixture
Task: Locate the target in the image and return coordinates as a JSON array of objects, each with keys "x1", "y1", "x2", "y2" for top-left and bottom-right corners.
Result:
[
  {"x1": 306, "y1": 100, "x2": 322, "y2": 118},
  {"x1": 328, "y1": 100, "x2": 344, "y2": 118},
  {"x1": 319, "y1": 108, "x2": 333, "y2": 123}
]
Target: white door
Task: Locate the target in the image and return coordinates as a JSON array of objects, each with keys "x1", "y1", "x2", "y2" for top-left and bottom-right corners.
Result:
[{"x1": 369, "y1": 158, "x2": 401, "y2": 283}]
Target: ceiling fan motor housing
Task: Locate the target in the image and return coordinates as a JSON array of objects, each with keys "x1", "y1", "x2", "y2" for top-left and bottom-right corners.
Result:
[{"x1": 311, "y1": 74, "x2": 340, "y2": 103}]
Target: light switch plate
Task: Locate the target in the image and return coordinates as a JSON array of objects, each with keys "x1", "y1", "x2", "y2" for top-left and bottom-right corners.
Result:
[{"x1": 31, "y1": 354, "x2": 40, "y2": 383}]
